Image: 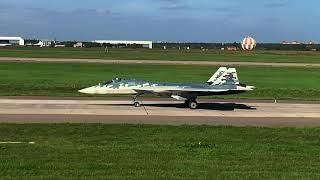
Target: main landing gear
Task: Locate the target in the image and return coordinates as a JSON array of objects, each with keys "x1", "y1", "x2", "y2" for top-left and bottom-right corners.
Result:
[
  {"x1": 132, "y1": 94, "x2": 198, "y2": 109},
  {"x1": 184, "y1": 99, "x2": 198, "y2": 109},
  {"x1": 132, "y1": 95, "x2": 141, "y2": 107}
]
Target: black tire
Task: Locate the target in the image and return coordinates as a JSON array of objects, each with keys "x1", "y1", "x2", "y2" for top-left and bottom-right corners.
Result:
[
  {"x1": 189, "y1": 101, "x2": 198, "y2": 109},
  {"x1": 134, "y1": 102, "x2": 141, "y2": 107}
]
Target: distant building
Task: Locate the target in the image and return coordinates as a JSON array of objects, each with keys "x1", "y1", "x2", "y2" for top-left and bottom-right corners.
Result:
[
  {"x1": 282, "y1": 40, "x2": 318, "y2": 45},
  {"x1": 282, "y1": 41, "x2": 301, "y2": 45},
  {"x1": 291, "y1": 41, "x2": 300, "y2": 44},
  {"x1": 27, "y1": 40, "x2": 55, "y2": 47},
  {"x1": 55, "y1": 43, "x2": 66, "y2": 48},
  {"x1": 226, "y1": 46, "x2": 237, "y2": 51},
  {"x1": 41, "y1": 40, "x2": 55, "y2": 47},
  {"x1": 94, "y1": 40, "x2": 153, "y2": 49},
  {"x1": 0, "y1": 36, "x2": 24, "y2": 46},
  {"x1": 73, "y1": 42, "x2": 84, "y2": 48},
  {"x1": 307, "y1": 41, "x2": 317, "y2": 45}
]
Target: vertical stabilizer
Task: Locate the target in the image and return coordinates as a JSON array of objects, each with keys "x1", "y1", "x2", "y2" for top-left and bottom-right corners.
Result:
[
  {"x1": 207, "y1": 67, "x2": 228, "y2": 84},
  {"x1": 210, "y1": 67, "x2": 240, "y2": 85},
  {"x1": 226, "y1": 68, "x2": 239, "y2": 85}
]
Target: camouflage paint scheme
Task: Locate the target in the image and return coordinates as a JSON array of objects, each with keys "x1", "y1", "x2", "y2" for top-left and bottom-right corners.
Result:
[{"x1": 79, "y1": 67, "x2": 254, "y2": 101}]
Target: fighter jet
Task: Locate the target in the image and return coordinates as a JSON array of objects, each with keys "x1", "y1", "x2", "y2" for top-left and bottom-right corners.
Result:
[{"x1": 78, "y1": 67, "x2": 254, "y2": 109}]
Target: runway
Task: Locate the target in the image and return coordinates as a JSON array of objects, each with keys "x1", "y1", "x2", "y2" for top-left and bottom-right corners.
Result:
[
  {"x1": 0, "y1": 97, "x2": 319, "y2": 127},
  {"x1": 1, "y1": 57, "x2": 320, "y2": 68}
]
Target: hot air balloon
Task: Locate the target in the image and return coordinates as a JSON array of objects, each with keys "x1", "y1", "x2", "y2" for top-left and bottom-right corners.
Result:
[{"x1": 241, "y1": 36, "x2": 256, "y2": 51}]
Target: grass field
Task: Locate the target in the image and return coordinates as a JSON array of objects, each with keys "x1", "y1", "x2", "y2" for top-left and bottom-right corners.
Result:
[
  {"x1": 1, "y1": 47, "x2": 320, "y2": 63},
  {"x1": 0, "y1": 62, "x2": 319, "y2": 100},
  {"x1": 0, "y1": 124, "x2": 320, "y2": 179}
]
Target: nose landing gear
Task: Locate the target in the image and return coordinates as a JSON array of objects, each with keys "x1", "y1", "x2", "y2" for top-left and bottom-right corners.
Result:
[
  {"x1": 134, "y1": 101, "x2": 141, "y2": 107},
  {"x1": 132, "y1": 94, "x2": 142, "y2": 107}
]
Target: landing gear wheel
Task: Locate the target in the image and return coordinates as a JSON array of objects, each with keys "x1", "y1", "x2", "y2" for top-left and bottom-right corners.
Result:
[
  {"x1": 134, "y1": 102, "x2": 141, "y2": 107},
  {"x1": 189, "y1": 101, "x2": 198, "y2": 109},
  {"x1": 132, "y1": 94, "x2": 142, "y2": 107}
]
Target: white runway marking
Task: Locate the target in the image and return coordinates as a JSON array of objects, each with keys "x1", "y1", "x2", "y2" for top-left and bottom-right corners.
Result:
[{"x1": 0, "y1": 141, "x2": 35, "y2": 144}]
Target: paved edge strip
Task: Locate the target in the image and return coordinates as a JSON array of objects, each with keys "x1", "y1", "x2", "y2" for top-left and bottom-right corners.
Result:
[
  {"x1": 0, "y1": 114, "x2": 320, "y2": 127},
  {"x1": 1, "y1": 57, "x2": 320, "y2": 68},
  {"x1": 0, "y1": 96, "x2": 319, "y2": 104}
]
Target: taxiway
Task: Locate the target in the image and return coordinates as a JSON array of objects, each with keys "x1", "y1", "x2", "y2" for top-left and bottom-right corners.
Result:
[
  {"x1": 0, "y1": 97, "x2": 319, "y2": 127},
  {"x1": 1, "y1": 57, "x2": 320, "y2": 68}
]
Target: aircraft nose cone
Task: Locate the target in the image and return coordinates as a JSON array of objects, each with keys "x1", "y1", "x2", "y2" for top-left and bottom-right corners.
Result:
[{"x1": 78, "y1": 86, "x2": 96, "y2": 94}]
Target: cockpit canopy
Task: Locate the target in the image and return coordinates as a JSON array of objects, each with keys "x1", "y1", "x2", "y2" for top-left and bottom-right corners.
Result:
[{"x1": 98, "y1": 78, "x2": 123, "y2": 86}]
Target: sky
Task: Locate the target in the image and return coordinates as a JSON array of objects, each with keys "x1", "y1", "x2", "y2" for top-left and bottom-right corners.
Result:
[{"x1": 0, "y1": 0, "x2": 319, "y2": 42}]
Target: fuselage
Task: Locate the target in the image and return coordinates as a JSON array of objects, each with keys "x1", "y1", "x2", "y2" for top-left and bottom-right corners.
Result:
[{"x1": 79, "y1": 78, "x2": 249, "y2": 96}]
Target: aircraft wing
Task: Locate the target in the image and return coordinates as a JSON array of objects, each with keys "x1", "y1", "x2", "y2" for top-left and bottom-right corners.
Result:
[
  {"x1": 133, "y1": 85, "x2": 253, "y2": 100},
  {"x1": 133, "y1": 85, "x2": 253, "y2": 94},
  {"x1": 134, "y1": 87, "x2": 233, "y2": 94}
]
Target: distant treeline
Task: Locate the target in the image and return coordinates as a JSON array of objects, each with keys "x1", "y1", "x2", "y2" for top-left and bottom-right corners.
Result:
[
  {"x1": 154, "y1": 43, "x2": 320, "y2": 51},
  {"x1": 23, "y1": 39, "x2": 320, "y2": 51},
  {"x1": 256, "y1": 44, "x2": 319, "y2": 51}
]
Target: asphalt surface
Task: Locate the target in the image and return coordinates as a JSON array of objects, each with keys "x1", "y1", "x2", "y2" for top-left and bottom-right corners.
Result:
[
  {"x1": 1, "y1": 57, "x2": 320, "y2": 68},
  {"x1": 0, "y1": 97, "x2": 319, "y2": 127}
]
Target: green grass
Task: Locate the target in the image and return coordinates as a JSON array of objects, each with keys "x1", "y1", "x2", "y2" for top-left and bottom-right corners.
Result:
[
  {"x1": 0, "y1": 124, "x2": 320, "y2": 179},
  {"x1": 1, "y1": 47, "x2": 320, "y2": 63},
  {"x1": 0, "y1": 62, "x2": 320, "y2": 100}
]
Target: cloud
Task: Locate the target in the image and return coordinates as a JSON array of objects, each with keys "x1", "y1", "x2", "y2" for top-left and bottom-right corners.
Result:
[
  {"x1": 0, "y1": 2, "x2": 16, "y2": 9},
  {"x1": 160, "y1": 4, "x2": 191, "y2": 10},
  {"x1": 155, "y1": 0, "x2": 181, "y2": 3},
  {"x1": 263, "y1": 17, "x2": 280, "y2": 23},
  {"x1": 0, "y1": 0, "x2": 316, "y2": 42},
  {"x1": 0, "y1": 4, "x2": 123, "y2": 40},
  {"x1": 264, "y1": 2, "x2": 288, "y2": 8},
  {"x1": 155, "y1": 0, "x2": 192, "y2": 11},
  {"x1": 213, "y1": 7, "x2": 235, "y2": 13}
]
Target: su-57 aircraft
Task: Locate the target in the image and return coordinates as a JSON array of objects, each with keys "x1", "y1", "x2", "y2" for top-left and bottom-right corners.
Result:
[{"x1": 78, "y1": 67, "x2": 254, "y2": 109}]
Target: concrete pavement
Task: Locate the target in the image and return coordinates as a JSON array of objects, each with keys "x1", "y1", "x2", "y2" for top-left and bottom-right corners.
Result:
[
  {"x1": 0, "y1": 97, "x2": 319, "y2": 127},
  {"x1": 1, "y1": 57, "x2": 320, "y2": 68}
]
